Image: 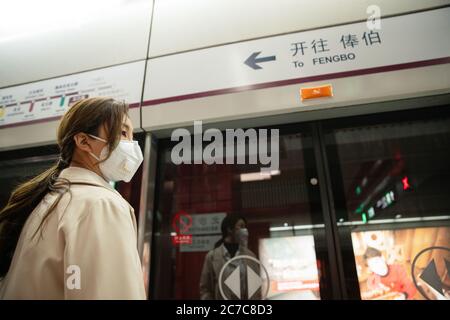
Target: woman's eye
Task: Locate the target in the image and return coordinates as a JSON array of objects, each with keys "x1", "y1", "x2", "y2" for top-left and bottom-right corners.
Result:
[{"x1": 121, "y1": 130, "x2": 127, "y2": 137}]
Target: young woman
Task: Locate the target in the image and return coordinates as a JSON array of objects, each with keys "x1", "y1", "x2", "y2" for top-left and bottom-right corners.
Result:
[
  {"x1": 0, "y1": 97, "x2": 146, "y2": 299},
  {"x1": 199, "y1": 213, "x2": 257, "y2": 300}
]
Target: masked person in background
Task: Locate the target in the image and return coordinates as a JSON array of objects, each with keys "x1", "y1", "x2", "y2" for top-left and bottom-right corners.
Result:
[
  {"x1": 364, "y1": 247, "x2": 417, "y2": 300},
  {"x1": 199, "y1": 213, "x2": 260, "y2": 300},
  {"x1": 0, "y1": 97, "x2": 146, "y2": 299}
]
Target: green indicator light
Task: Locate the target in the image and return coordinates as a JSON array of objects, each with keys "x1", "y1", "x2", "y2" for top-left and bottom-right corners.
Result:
[{"x1": 362, "y1": 213, "x2": 367, "y2": 223}]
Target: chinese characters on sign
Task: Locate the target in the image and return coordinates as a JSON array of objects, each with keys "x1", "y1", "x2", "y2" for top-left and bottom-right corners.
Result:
[
  {"x1": 291, "y1": 30, "x2": 381, "y2": 67},
  {"x1": 171, "y1": 212, "x2": 227, "y2": 252}
]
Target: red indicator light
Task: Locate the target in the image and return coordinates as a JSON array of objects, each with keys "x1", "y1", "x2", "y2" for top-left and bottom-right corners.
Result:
[{"x1": 402, "y1": 176, "x2": 411, "y2": 190}]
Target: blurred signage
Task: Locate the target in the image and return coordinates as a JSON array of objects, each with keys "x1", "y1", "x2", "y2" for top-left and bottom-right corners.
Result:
[
  {"x1": 352, "y1": 227, "x2": 450, "y2": 300},
  {"x1": 178, "y1": 212, "x2": 227, "y2": 252},
  {"x1": 179, "y1": 235, "x2": 222, "y2": 253},
  {"x1": 172, "y1": 210, "x2": 193, "y2": 245},
  {"x1": 0, "y1": 61, "x2": 144, "y2": 128},
  {"x1": 259, "y1": 236, "x2": 321, "y2": 299},
  {"x1": 189, "y1": 212, "x2": 227, "y2": 235},
  {"x1": 412, "y1": 246, "x2": 450, "y2": 300}
]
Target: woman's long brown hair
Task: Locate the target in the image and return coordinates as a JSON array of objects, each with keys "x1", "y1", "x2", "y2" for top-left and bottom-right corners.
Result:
[{"x1": 0, "y1": 97, "x2": 129, "y2": 277}]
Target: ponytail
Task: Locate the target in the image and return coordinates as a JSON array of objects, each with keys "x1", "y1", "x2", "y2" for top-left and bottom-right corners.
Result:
[
  {"x1": 0, "y1": 158, "x2": 70, "y2": 277},
  {"x1": 214, "y1": 238, "x2": 224, "y2": 248}
]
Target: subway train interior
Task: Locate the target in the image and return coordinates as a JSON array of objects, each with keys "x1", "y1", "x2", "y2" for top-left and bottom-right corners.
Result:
[{"x1": 0, "y1": 0, "x2": 449, "y2": 301}]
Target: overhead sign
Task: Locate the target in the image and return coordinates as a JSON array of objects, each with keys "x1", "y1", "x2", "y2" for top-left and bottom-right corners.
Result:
[
  {"x1": 0, "y1": 61, "x2": 145, "y2": 128},
  {"x1": 143, "y1": 7, "x2": 450, "y2": 106}
]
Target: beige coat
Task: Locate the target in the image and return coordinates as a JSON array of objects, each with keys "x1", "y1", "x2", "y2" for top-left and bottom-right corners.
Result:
[{"x1": 0, "y1": 167, "x2": 146, "y2": 300}]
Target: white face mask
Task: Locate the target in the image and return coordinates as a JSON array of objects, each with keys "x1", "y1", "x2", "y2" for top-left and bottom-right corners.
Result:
[
  {"x1": 235, "y1": 228, "x2": 249, "y2": 248},
  {"x1": 367, "y1": 257, "x2": 388, "y2": 276},
  {"x1": 88, "y1": 134, "x2": 143, "y2": 182}
]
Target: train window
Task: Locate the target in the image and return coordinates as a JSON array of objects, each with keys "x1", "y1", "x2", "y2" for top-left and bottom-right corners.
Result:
[
  {"x1": 324, "y1": 109, "x2": 450, "y2": 300},
  {"x1": 150, "y1": 127, "x2": 337, "y2": 300}
]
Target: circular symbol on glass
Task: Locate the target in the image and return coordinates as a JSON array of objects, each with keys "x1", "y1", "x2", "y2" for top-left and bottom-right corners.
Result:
[
  {"x1": 172, "y1": 211, "x2": 192, "y2": 234},
  {"x1": 411, "y1": 246, "x2": 450, "y2": 300},
  {"x1": 218, "y1": 255, "x2": 270, "y2": 300}
]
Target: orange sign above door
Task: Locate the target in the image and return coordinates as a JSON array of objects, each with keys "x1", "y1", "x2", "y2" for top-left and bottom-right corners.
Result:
[{"x1": 300, "y1": 84, "x2": 333, "y2": 101}]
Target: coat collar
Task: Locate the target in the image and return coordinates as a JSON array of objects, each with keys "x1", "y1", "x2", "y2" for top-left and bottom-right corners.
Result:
[
  {"x1": 58, "y1": 166, "x2": 117, "y2": 193},
  {"x1": 218, "y1": 243, "x2": 248, "y2": 261},
  {"x1": 58, "y1": 166, "x2": 137, "y2": 233}
]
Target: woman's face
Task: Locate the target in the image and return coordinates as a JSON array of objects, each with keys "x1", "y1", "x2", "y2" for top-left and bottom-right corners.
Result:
[
  {"x1": 229, "y1": 219, "x2": 247, "y2": 243},
  {"x1": 72, "y1": 115, "x2": 135, "y2": 179}
]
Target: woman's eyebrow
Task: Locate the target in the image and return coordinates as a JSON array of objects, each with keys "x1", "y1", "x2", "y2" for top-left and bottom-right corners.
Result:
[{"x1": 122, "y1": 123, "x2": 131, "y2": 131}]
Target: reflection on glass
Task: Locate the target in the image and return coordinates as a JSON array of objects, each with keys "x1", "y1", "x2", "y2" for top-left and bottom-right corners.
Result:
[
  {"x1": 259, "y1": 236, "x2": 320, "y2": 300},
  {"x1": 142, "y1": 241, "x2": 151, "y2": 298},
  {"x1": 329, "y1": 118, "x2": 450, "y2": 224},
  {"x1": 199, "y1": 213, "x2": 262, "y2": 300},
  {"x1": 351, "y1": 226, "x2": 450, "y2": 300},
  {"x1": 151, "y1": 130, "x2": 333, "y2": 299},
  {"x1": 325, "y1": 111, "x2": 450, "y2": 299}
]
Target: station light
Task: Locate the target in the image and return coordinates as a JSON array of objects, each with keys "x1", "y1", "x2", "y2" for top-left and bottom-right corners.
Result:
[{"x1": 402, "y1": 176, "x2": 411, "y2": 191}]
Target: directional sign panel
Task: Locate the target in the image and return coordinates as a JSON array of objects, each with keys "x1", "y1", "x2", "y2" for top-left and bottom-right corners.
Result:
[
  {"x1": 143, "y1": 7, "x2": 450, "y2": 106},
  {"x1": 218, "y1": 255, "x2": 269, "y2": 300}
]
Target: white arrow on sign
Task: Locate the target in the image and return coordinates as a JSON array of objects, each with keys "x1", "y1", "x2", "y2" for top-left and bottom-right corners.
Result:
[
  {"x1": 144, "y1": 8, "x2": 450, "y2": 105},
  {"x1": 247, "y1": 265, "x2": 262, "y2": 299},
  {"x1": 224, "y1": 267, "x2": 241, "y2": 299}
]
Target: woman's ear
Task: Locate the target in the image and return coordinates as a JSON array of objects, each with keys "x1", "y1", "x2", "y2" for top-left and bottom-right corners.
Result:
[{"x1": 73, "y1": 133, "x2": 93, "y2": 153}]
